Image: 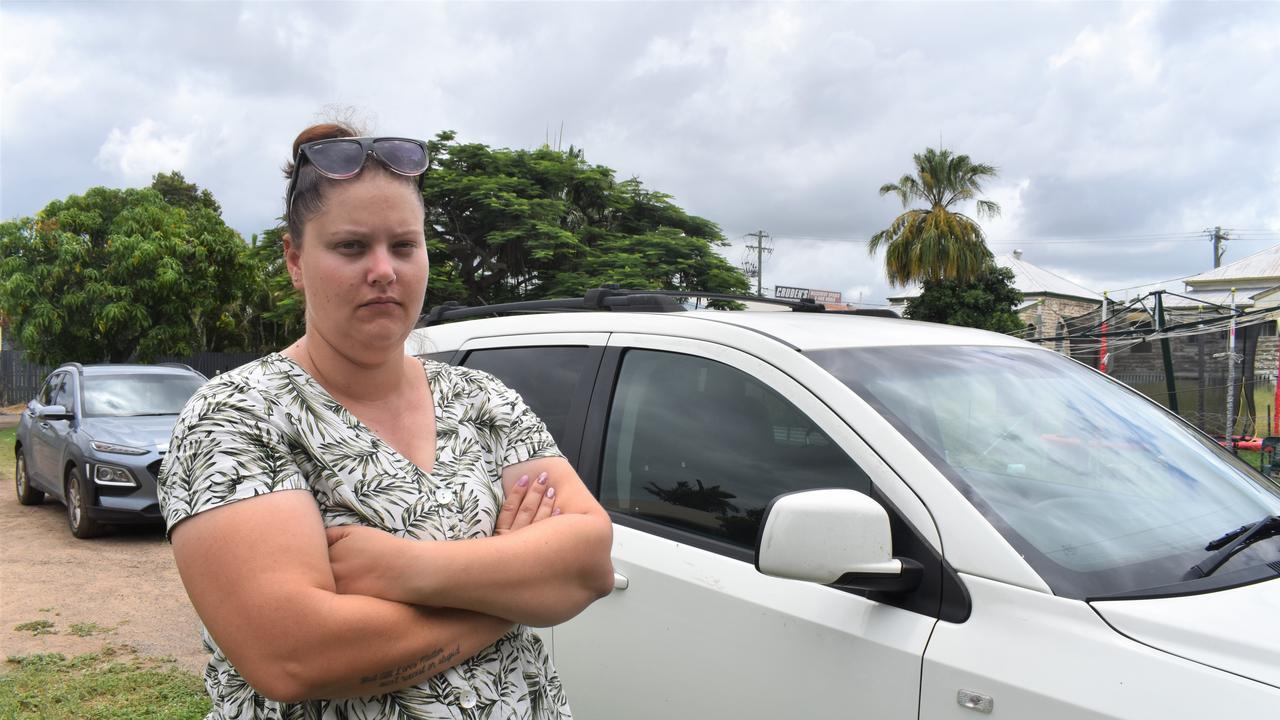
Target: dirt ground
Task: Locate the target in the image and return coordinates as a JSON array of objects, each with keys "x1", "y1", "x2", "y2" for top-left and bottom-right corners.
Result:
[{"x1": 0, "y1": 462, "x2": 208, "y2": 674}]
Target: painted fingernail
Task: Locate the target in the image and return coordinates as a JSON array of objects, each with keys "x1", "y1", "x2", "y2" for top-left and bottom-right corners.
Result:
[
  {"x1": 517, "y1": 475, "x2": 530, "y2": 487},
  {"x1": 552, "y1": 508, "x2": 562, "y2": 516},
  {"x1": 537, "y1": 472, "x2": 548, "y2": 485},
  {"x1": 546, "y1": 486, "x2": 556, "y2": 499}
]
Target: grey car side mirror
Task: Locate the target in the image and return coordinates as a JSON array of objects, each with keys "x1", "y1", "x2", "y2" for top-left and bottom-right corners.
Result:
[
  {"x1": 755, "y1": 489, "x2": 922, "y2": 593},
  {"x1": 35, "y1": 405, "x2": 73, "y2": 421}
]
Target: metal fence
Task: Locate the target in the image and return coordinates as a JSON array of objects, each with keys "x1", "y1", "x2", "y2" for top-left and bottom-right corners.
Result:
[{"x1": 0, "y1": 351, "x2": 262, "y2": 405}]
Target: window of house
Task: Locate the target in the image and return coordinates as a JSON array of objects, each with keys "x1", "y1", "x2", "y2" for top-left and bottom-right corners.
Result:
[{"x1": 599, "y1": 349, "x2": 871, "y2": 548}]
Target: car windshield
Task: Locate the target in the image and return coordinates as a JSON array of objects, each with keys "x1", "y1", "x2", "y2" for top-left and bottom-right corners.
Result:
[
  {"x1": 808, "y1": 345, "x2": 1280, "y2": 599},
  {"x1": 82, "y1": 374, "x2": 205, "y2": 417}
]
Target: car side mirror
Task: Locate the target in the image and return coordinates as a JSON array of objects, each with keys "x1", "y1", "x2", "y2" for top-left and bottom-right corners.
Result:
[
  {"x1": 35, "y1": 405, "x2": 73, "y2": 421},
  {"x1": 755, "y1": 489, "x2": 922, "y2": 593}
]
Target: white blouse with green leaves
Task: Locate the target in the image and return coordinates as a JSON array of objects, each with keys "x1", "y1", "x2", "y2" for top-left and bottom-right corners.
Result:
[{"x1": 159, "y1": 353, "x2": 572, "y2": 720}]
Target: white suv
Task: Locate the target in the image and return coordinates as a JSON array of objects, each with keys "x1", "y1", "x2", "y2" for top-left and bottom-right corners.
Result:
[{"x1": 409, "y1": 294, "x2": 1280, "y2": 719}]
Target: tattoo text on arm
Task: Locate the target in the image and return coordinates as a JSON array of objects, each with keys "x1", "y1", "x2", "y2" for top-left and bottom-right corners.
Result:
[{"x1": 360, "y1": 644, "x2": 463, "y2": 690}]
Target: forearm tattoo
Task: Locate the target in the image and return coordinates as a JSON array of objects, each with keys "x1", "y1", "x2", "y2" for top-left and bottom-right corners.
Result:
[{"x1": 360, "y1": 644, "x2": 462, "y2": 690}]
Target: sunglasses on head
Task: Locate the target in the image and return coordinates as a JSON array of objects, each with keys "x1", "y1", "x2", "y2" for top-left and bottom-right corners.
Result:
[{"x1": 286, "y1": 136, "x2": 429, "y2": 211}]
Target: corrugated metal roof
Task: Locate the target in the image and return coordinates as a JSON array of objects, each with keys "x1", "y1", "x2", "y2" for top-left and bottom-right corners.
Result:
[
  {"x1": 1161, "y1": 288, "x2": 1256, "y2": 309},
  {"x1": 885, "y1": 252, "x2": 1103, "y2": 303},
  {"x1": 1185, "y1": 243, "x2": 1280, "y2": 285}
]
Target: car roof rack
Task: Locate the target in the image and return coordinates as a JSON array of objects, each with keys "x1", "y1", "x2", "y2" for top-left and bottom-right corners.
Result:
[
  {"x1": 57, "y1": 361, "x2": 85, "y2": 374},
  {"x1": 420, "y1": 287, "x2": 897, "y2": 326},
  {"x1": 158, "y1": 362, "x2": 199, "y2": 374},
  {"x1": 421, "y1": 288, "x2": 684, "y2": 326}
]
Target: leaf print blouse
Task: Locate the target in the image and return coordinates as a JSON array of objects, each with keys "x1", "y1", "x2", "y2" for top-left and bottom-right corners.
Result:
[{"x1": 158, "y1": 353, "x2": 572, "y2": 720}]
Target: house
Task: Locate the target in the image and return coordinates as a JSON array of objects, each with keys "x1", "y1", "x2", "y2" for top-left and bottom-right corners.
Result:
[
  {"x1": 886, "y1": 250, "x2": 1105, "y2": 339},
  {"x1": 1164, "y1": 243, "x2": 1280, "y2": 312}
]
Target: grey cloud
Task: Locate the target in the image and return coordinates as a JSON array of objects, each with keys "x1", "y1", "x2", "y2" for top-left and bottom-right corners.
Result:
[{"x1": 3, "y1": 1, "x2": 1278, "y2": 308}]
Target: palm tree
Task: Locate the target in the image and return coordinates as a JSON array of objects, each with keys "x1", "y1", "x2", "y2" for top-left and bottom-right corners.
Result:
[{"x1": 869, "y1": 147, "x2": 1001, "y2": 286}]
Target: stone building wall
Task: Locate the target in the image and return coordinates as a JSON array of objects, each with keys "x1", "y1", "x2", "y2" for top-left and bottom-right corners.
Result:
[
  {"x1": 1018, "y1": 296, "x2": 1099, "y2": 338},
  {"x1": 1019, "y1": 296, "x2": 1101, "y2": 359}
]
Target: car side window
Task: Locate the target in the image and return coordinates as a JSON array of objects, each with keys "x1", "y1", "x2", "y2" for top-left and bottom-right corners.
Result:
[
  {"x1": 462, "y1": 346, "x2": 594, "y2": 451},
  {"x1": 600, "y1": 349, "x2": 872, "y2": 547},
  {"x1": 37, "y1": 374, "x2": 59, "y2": 405},
  {"x1": 45, "y1": 373, "x2": 69, "y2": 408}
]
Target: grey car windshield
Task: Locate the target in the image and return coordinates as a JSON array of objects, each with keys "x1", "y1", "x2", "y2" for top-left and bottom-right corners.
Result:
[
  {"x1": 808, "y1": 345, "x2": 1280, "y2": 599},
  {"x1": 82, "y1": 374, "x2": 205, "y2": 417}
]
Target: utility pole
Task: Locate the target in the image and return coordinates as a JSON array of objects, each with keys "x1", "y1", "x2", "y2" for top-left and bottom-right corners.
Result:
[
  {"x1": 743, "y1": 230, "x2": 772, "y2": 297},
  {"x1": 1226, "y1": 289, "x2": 1239, "y2": 451},
  {"x1": 1211, "y1": 226, "x2": 1229, "y2": 268},
  {"x1": 1155, "y1": 291, "x2": 1179, "y2": 414}
]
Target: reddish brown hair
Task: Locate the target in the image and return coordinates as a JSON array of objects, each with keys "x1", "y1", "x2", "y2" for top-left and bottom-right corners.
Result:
[{"x1": 282, "y1": 122, "x2": 422, "y2": 240}]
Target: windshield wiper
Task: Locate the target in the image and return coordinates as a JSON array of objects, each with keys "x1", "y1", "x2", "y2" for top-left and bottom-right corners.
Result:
[
  {"x1": 1185, "y1": 515, "x2": 1280, "y2": 580},
  {"x1": 122, "y1": 412, "x2": 178, "y2": 417}
]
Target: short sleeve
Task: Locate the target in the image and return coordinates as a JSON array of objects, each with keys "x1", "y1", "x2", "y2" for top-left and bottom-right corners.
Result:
[
  {"x1": 484, "y1": 375, "x2": 563, "y2": 470},
  {"x1": 158, "y1": 387, "x2": 309, "y2": 537}
]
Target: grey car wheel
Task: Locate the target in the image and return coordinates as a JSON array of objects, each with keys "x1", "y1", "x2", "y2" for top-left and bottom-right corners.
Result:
[
  {"x1": 15, "y1": 449, "x2": 45, "y2": 506},
  {"x1": 66, "y1": 467, "x2": 103, "y2": 539}
]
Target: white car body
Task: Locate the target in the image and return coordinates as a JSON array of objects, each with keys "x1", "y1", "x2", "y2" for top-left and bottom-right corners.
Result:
[{"x1": 409, "y1": 309, "x2": 1280, "y2": 718}]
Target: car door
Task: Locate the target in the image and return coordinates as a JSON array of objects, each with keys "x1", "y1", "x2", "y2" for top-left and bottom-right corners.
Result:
[
  {"x1": 454, "y1": 334, "x2": 607, "y2": 466},
  {"x1": 554, "y1": 334, "x2": 939, "y2": 719},
  {"x1": 452, "y1": 334, "x2": 608, "y2": 655},
  {"x1": 28, "y1": 371, "x2": 69, "y2": 490}
]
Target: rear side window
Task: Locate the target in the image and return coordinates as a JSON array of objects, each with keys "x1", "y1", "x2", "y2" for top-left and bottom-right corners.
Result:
[
  {"x1": 599, "y1": 349, "x2": 871, "y2": 547},
  {"x1": 462, "y1": 346, "x2": 594, "y2": 451}
]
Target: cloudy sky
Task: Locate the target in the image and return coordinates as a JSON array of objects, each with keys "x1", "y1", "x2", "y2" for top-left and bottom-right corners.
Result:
[{"x1": 3, "y1": 1, "x2": 1279, "y2": 306}]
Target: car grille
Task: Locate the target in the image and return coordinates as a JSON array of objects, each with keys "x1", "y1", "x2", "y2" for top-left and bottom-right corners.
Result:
[{"x1": 147, "y1": 460, "x2": 162, "y2": 479}]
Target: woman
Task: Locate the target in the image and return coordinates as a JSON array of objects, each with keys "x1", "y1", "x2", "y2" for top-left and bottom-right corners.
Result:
[{"x1": 159, "y1": 123, "x2": 615, "y2": 719}]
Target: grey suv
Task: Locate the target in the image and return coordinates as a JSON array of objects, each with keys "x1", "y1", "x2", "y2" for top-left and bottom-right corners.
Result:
[{"x1": 14, "y1": 362, "x2": 207, "y2": 538}]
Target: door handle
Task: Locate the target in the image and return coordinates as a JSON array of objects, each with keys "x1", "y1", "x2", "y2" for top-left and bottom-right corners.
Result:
[{"x1": 613, "y1": 572, "x2": 629, "y2": 590}]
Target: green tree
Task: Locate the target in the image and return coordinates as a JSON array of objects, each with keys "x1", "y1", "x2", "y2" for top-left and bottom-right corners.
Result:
[
  {"x1": 0, "y1": 185, "x2": 253, "y2": 365},
  {"x1": 869, "y1": 147, "x2": 1001, "y2": 286},
  {"x1": 904, "y1": 262, "x2": 1024, "y2": 334},
  {"x1": 422, "y1": 132, "x2": 749, "y2": 306},
  {"x1": 149, "y1": 170, "x2": 222, "y2": 216},
  {"x1": 242, "y1": 226, "x2": 305, "y2": 351}
]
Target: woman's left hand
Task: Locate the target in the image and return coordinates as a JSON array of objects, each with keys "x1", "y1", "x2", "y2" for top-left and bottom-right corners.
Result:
[{"x1": 326, "y1": 524, "x2": 416, "y2": 601}]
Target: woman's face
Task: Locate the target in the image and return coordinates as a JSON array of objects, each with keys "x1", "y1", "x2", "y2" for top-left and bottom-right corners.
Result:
[{"x1": 285, "y1": 172, "x2": 428, "y2": 360}]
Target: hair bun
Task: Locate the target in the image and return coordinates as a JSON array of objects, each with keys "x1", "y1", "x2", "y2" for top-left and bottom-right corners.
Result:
[{"x1": 283, "y1": 122, "x2": 358, "y2": 178}]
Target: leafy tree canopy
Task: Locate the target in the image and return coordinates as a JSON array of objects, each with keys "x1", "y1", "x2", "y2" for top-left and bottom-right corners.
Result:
[
  {"x1": 1, "y1": 135, "x2": 750, "y2": 365},
  {"x1": 904, "y1": 262, "x2": 1024, "y2": 334},
  {"x1": 422, "y1": 132, "x2": 749, "y2": 306},
  {"x1": 869, "y1": 147, "x2": 1000, "y2": 286},
  {"x1": 0, "y1": 180, "x2": 252, "y2": 365},
  {"x1": 149, "y1": 170, "x2": 222, "y2": 216}
]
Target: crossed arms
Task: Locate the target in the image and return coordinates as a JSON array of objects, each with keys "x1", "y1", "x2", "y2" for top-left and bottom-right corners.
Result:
[{"x1": 169, "y1": 456, "x2": 614, "y2": 703}]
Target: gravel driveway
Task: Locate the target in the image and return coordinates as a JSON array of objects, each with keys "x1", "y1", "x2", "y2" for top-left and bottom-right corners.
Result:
[{"x1": 0, "y1": 462, "x2": 207, "y2": 673}]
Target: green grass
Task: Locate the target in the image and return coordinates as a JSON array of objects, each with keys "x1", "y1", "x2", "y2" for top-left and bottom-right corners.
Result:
[
  {"x1": 1, "y1": 427, "x2": 15, "y2": 456},
  {"x1": 67, "y1": 623, "x2": 115, "y2": 638},
  {"x1": 0, "y1": 646, "x2": 210, "y2": 719},
  {"x1": 13, "y1": 620, "x2": 56, "y2": 636}
]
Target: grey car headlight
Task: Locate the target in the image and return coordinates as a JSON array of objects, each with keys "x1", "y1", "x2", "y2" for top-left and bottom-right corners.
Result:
[
  {"x1": 92, "y1": 463, "x2": 138, "y2": 487},
  {"x1": 89, "y1": 440, "x2": 149, "y2": 456}
]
